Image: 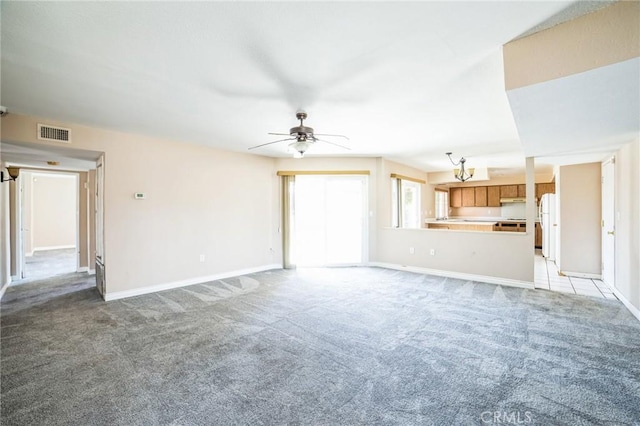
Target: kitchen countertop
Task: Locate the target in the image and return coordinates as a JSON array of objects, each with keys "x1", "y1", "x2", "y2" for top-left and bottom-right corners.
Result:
[
  {"x1": 426, "y1": 219, "x2": 497, "y2": 225},
  {"x1": 425, "y1": 217, "x2": 540, "y2": 224}
]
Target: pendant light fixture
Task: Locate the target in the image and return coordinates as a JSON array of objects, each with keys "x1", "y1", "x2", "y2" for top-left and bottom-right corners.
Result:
[{"x1": 445, "y1": 152, "x2": 474, "y2": 182}]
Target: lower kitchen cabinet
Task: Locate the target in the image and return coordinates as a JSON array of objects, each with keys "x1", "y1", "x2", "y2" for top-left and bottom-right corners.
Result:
[{"x1": 535, "y1": 222, "x2": 542, "y2": 248}]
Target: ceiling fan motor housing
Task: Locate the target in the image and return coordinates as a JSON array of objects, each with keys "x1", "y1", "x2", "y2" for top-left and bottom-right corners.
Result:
[{"x1": 290, "y1": 125, "x2": 314, "y2": 138}]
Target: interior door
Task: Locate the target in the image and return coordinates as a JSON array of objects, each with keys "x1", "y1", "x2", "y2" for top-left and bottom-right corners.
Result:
[
  {"x1": 18, "y1": 176, "x2": 26, "y2": 279},
  {"x1": 95, "y1": 155, "x2": 105, "y2": 296},
  {"x1": 601, "y1": 159, "x2": 615, "y2": 287}
]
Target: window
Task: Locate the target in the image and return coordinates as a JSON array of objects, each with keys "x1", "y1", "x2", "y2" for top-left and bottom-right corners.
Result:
[
  {"x1": 391, "y1": 176, "x2": 422, "y2": 228},
  {"x1": 435, "y1": 189, "x2": 448, "y2": 219}
]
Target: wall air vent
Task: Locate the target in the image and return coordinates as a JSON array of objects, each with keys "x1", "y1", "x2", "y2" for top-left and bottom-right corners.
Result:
[{"x1": 37, "y1": 123, "x2": 71, "y2": 143}]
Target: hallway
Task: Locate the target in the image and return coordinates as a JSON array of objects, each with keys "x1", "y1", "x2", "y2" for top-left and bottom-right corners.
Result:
[{"x1": 19, "y1": 248, "x2": 77, "y2": 283}]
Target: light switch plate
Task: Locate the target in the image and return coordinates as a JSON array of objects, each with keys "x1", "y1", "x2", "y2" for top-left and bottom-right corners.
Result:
[{"x1": 134, "y1": 192, "x2": 146, "y2": 200}]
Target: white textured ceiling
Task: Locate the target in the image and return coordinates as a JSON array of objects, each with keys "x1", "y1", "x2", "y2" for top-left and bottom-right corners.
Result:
[{"x1": 1, "y1": 1, "x2": 626, "y2": 173}]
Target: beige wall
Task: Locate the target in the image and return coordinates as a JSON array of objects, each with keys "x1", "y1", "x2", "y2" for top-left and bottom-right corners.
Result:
[
  {"x1": 557, "y1": 162, "x2": 602, "y2": 275},
  {"x1": 504, "y1": 1, "x2": 640, "y2": 90},
  {"x1": 30, "y1": 173, "x2": 77, "y2": 251},
  {"x1": 377, "y1": 228, "x2": 533, "y2": 282},
  {"x1": 614, "y1": 137, "x2": 640, "y2": 312},
  {"x1": 1, "y1": 114, "x2": 280, "y2": 296}
]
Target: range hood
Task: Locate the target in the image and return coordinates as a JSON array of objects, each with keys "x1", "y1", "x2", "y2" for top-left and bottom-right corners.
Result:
[{"x1": 500, "y1": 197, "x2": 526, "y2": 203}]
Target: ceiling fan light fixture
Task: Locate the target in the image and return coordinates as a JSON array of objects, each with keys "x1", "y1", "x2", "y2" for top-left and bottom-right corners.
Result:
[{"x1": 291, "y1": 140, "x2": 310, "y2": 158}]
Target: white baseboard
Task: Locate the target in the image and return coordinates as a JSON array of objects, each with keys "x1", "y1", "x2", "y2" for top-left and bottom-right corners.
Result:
[
  {"x1": 611, "y1": 286, "x2": 640, "y2": 322},
  {"x1": 33, "y1": 245, "x2": 76, "y2": 252},
  {"x1": 77, "y1": 267, "x2": 89, "y2": 273},
  {"x1": 104, "y1": 263, "x2": 282, "y2": 301},
  {"x1": 88, "y1": 269, "x2": 96, "y2": 275},
  {"x1": 369, "y1": 262, "x2": 535, "y2": 290},
  {"x1": 560, "y1": 270, "x2": 602, "y2": 279}
]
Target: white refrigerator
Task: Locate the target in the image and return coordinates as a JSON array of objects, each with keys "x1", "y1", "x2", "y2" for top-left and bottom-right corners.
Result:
[{"x1": 539, "y1": 193, "x2": 557, "y2": 260}]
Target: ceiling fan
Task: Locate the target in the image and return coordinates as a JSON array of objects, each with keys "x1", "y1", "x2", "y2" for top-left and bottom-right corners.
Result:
[{"x1": 248, "y1": 111, "x2": 350, "y2": 158}]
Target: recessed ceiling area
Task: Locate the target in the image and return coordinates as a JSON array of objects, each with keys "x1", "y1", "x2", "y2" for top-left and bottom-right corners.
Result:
[{"x1": 1, "y1": 1, "x2": 635, "y2": 176}]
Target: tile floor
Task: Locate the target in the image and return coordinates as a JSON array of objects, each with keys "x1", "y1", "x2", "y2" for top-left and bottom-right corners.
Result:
[{"x1": 534, "y1": 249, "x2": 617, "y2": 300}]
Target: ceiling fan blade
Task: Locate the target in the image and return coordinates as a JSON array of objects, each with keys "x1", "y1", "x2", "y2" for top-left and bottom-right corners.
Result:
[
  {"x1": 313, "y1": 133, "x2": 350, "y2": 140},
  {"x1": 267, "y1": 132, "x2": 293, "y2": 136},
  {"x1": 248, "y1": 138, "x2": 295, "y2": 150},
  {"x1": 314, "y1": 138, "x2": 351, "y2": 150}
]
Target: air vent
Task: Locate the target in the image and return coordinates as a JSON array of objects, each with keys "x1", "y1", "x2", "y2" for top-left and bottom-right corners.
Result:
[{"x1": 37, "y1": 123, "x2": 71, "y2": 143}]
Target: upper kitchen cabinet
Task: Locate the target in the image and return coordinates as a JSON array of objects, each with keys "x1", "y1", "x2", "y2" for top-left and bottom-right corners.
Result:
[
  {"x1": 462, "y1": 187, "x2": 475, "y2": 207},
  {"x1": 450, "y1": 187, "x2": 462, "y2": 207},
  {"x1": 518, "y1": 184, "x2": 526, "y2": 197},
  {"x1": 536, "y1": 183, "x2": 556, "y2": 200},
  {"x1": 474, "y1": 186, "x2": 487, "y2": 207},
  {"x1": 487, "y1": 186, "x2": 501, "y2": 207},
  {"x1": 500, "y1": 185, "x2": 518, "y2": 198}
]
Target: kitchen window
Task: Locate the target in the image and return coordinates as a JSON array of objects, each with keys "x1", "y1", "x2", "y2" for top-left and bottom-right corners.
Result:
[
  {"x1": 435, "y1": 189, "x2": 448, "y2": 219},
  {"x1": 391, "y1": 175, "x2": 423, "y2": 228}
]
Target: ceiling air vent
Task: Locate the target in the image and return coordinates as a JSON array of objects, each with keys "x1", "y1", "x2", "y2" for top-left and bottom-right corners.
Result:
[{"x1": 37, "y1": 123, "x2": 71, "y2": 143}]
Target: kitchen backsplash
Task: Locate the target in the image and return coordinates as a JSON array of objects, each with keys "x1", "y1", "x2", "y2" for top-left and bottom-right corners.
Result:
[
  {"x1": 501, "y1": 203, "x2": 526, "y2": 219},
  {"x1": 449, "y1": 203, "x2": 527, "y2": 219}
]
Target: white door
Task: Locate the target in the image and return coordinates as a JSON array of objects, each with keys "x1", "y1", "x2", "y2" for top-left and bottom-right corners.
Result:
[
  {"x1": 95, "y1": 155, "x2": 106, "y2": 296},
  {"x1": 96, "y1": 156, "x2": 104, "y2": 264},
  {"x1": 601, "y1": 159, "x2": 615, "y2": 287},
  {"x1": 18, "y1": 176, "x2": 26, "y2": 279},
  {"x1": 294, "y1": 175, "x2": 367, "y2": 266}
]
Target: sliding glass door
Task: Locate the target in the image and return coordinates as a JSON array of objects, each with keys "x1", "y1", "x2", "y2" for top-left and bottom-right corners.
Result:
[{"x1": 293, "y1": 175, "x2": 367, "y2": 266}]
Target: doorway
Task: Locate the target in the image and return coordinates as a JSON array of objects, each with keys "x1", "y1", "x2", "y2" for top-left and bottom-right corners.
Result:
[
  {"x1": 601, "y1": 158, "x2": 615, "y2": 288},
  {"x1": 292, "y1": 175, "x2": 368, "y2": 267},
  {"x1": 19, "y1": 171, "x2": 79, "y2": 280}
]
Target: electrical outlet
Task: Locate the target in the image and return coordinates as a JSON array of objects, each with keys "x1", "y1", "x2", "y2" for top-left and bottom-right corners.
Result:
[
  {"x1": 409, "y1": 247, "x2": 415, "y2": 254},
  {"x1": 430, "y1": 249, "x2": 435, "y2": 256},
  {"x1": 199, "y1": 254, "x2": 205, "y2": 262}
]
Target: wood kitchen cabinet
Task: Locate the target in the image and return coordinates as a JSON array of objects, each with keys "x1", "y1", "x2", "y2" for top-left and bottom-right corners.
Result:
[
  {"x1": 450, "y1": 187, "x2": 462, "y2": 207},
  {"x1": 536, "y1": 183, "x2": 555, "y2": 201},
  {"x1": 500, "y1": 185, "x2": 518, "y2": 198},
  {"x1": 427, "y1": 222, "x2": 494, "y2": 232},
  {"x1": 494, "y1": 221, "x2": 526, "y2": 232},
  {"x1": 462, "y1": 187, "x2": 475, "y2": 207},
  {"x1": 487, "y1": 186, "x2": 501, "y2": 207},
  {"x1": 474, "y1": 186, "x2": 487, "y2": 207},
  {"x1": 535, "y1": 222, "x2": 542, "y2": 248},
  {"x1": 518, "y1": 184, "x2": 526, "y2": 197}
]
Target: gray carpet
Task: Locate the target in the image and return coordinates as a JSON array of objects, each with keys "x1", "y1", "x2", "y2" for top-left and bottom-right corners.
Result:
[
  {"x1": 1, "y1": 267, "x2": 639, "y2": 425},
  {"x1": 22, "y1": 248, "x2": 77, "y2": 281}
]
